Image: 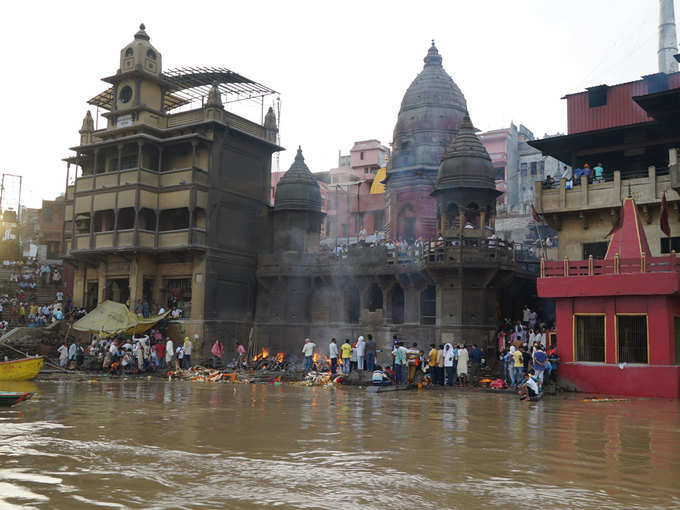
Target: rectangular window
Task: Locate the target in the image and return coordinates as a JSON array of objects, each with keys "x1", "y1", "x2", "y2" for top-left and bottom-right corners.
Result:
[
  {"x1": 164, "y1": 278, "x2": 192, "y2": 318},
  {"x1": 674, "y1": 317, "x2": 680, "y2": 364},
  {"x1": 660, "y1": 236, "x2": 680, "y2": 254},
  {"x1": 539, "y1": 160, "x2": 545, "y2": 175},
  {"x1": 574, "y1": 314, "x2": 605, "y2": 362},
  {"x1": 617, "y1": 315, "x2": 648, "y2": 363},
  {"x1": 520, "y1": 163, "x2": 528, "y2": 176},
  {"x1": 582, "y1": 241, "x2": 609, "y2": 260},
  {"x1": 120, "y1": 155, "x2": 138, "y2": 170},
  {"x1": 43, "y1": 207, "x2": 53, "y2": 222},
  {"x1": 530, "y1": 162, "x2": 537, "y2": 175},
  {"x1": 360, "y1": 152, "x2": 364, "y2": 160}
]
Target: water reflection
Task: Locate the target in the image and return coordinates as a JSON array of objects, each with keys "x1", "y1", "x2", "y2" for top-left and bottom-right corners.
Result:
[{"x1": 0, "y1": 379, "x2": 678, "y2": 509}]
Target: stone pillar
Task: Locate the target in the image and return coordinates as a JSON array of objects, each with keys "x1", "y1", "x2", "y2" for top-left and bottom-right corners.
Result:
[
  {"x1": 97, "y1": 263, "x2": 106, "y2": 304},
  {"x1": 128, "y1": 255, "x2": 144, "y2": 309},
  {"x1": 190, "y1": 254, "x2": 207, "y2": 321},
  {"x1": 73, "y1": 266, "x2": 86, "y2": 308}
]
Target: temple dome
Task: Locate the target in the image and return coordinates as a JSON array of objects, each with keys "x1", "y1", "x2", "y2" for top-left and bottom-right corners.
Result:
[
  {"x1": 434, "y1": 112, "x2": 497, "y2": 192},
  {"x1": 274, "y1": 147, "x2": 322, "y2": 212},
  {"x1": 390, "y1": 42, "x2": 468, "y2": 173}
]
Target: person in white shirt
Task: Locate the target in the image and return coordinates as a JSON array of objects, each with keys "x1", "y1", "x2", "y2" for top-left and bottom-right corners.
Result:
[
  {"x1": 328, "y1": 338, "x2": 339, "y2": 374},
  {"x1": 165, "y1": 338, "x2": 174, "y2": 368},
  {"x1": 57, "y1": 344, "x2": 68, "y2": 367},
  {"x1": 301, "y1": 338, "x2": 316, "y2": 372},
  {"x1": 520, "y1": 371, "x2": 540, "y2": 399},
  {"x1": 355, "y1": 336, "x2": 366, "y2": 370},
  {"x1": 183, "y1": 337, "x2": 193, "y2": 368}
]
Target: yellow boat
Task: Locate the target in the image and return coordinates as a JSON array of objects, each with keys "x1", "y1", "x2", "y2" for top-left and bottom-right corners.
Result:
[{"x1": 0, "y1": 357, "x2": 44, "y2": 381}]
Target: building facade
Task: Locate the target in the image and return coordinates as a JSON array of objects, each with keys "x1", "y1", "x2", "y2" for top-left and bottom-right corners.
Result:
[{"x1": 62, "y1": 25, "x2": 280, "y2": 353}]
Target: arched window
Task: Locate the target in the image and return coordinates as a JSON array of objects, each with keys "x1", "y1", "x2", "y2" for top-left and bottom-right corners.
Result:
[
  {"x1": 159, "y1": 208, "x2": 189, "y2": 231},
  {"x1": 125, "y1": 47, "x2": 133, "y2": 57},
  {"x1": 391, "y1": 285, "x2": 404, "y2": 324},
  {"x1": 446, "y1": 203, "x2": 459, "y2": 231},
  {"x1": 465, "y1": 203, "x2": 480, "y2": 229},
  {"x1": 367, "y1": 283, "x2": 383, "y2": 312},
  {"x1": 146, "y1": 49, "x2": 156, "y2": 60}
]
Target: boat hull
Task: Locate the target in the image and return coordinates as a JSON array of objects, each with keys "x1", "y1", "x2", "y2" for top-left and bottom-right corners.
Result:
[
  {"x1": 0, "y1": 357, "x2": 44, "y2": 381},
  {"x1": 0, "y1": 391, "x2": 34, "y2": 406}
]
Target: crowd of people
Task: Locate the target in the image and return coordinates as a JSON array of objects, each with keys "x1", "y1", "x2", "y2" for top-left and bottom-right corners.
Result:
[
  {"x1": 58, "y1": 330, "x2": 200, "y2": 374},
  {"x1": 300, "y1": 335, "x2": 488, "y2": 388},
  {"x1": 0, "y1": 258, "x2": 73, "y2": 329},
  {"x1": 497, "y1": 305, "x2": 559, "y2": 398}
]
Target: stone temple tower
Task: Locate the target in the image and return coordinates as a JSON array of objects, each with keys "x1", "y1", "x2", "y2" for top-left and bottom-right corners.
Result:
[
  {"x1": 426, "y1": 112, "x2": 514, "y2": 348},
  {"x1": 386, "y1": 42, "x2": 468, "y2": 240}
]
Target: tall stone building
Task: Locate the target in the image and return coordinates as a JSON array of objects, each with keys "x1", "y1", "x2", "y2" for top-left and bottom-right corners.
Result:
[{"x1": 62, "y1": 25, "x2": 280, "y2": 349}]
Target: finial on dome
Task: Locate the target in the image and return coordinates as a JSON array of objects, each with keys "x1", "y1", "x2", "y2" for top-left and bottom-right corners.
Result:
[
  {"x1": 296, "y1": 146, "x2": 304, "y2": 160},
  {"x1": 135, "y1": 23, "x2": 150, "y2": 41},
  {"x1": 424, "y1": 41, "x2": 442, "y2": 66}
]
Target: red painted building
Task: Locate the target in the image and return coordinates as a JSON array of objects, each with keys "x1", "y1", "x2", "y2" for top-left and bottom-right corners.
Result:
[{"x1": 539, "y1": 198, "x2": 680, "y2": 398}]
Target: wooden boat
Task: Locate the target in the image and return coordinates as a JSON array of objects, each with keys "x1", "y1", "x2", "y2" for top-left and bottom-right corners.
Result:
[
  {"x1": 0, "y1": 391, "x2": 34, "y2": 406},
  {"x1": 0, "y1": 357, "x2": 44, "y2": 381}
]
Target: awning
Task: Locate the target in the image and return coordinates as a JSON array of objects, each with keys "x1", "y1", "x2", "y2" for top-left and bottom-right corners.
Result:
[
  {"x1": 369, "y1": 167, "x2": 386, "y2": 194},
  {"x1": 72, "y1": 300, "x2": 168, "y2": 336}
]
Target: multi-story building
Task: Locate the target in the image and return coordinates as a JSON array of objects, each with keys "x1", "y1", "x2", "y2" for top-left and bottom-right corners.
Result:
[
  {"x1": 532, "y1": 71, "x2": 680, "y2": 260},
  {"x1": 40, "y1": 198, "x2": 66, "y2": 261},
  {"x1": 62, "y1": 25, "x2": 280, "y2": 346}
]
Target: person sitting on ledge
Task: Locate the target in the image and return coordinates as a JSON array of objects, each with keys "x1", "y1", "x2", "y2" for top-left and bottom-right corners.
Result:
[{"x1": 519, "y1": 370, "x2": 540, "y2": 400}]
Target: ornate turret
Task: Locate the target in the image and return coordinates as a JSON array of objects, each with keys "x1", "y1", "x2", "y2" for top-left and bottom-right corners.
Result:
[
  {"x1": 119, "y1": 23, "x2": 162, "y2": 77},
  {"x1": 272, "y1": 147, "x2": 323, "y2": 253},
  {"x1": 274, "y1": 147, "x2": 322, "y2": 212},
  {"x1": 432, "y1": 112, "x2": 500, "y2": 236},
  {"x1": 79, "y1": 111, "x2": 94, "y2": 145},
  {"x1": 434, "y1": 112, "x2": 496, "y2": 192}
]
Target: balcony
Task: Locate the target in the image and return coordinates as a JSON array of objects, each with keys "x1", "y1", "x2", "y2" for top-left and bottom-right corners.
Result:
[
  {"x1": 74, "y1": 167, "x2": 208, "y2": 194},
  {"x1": 67, "y1": 228, "x2": 208, "y2": 255},
  {"x1": 257, "y1": 239, "x2": 533, "y2": 278},
  {"x1": 535, "y1": 167, "x2": 673, "y2": 216}
]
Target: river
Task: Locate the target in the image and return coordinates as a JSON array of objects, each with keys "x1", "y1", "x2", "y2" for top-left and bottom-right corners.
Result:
[{"x1": 0, "y1": 379, "x2": 679, "y2": 509}]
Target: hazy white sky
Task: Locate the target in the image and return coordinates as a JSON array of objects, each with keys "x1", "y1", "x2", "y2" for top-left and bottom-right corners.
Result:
[{"x1": 0, "y1": 0, "x2": 673, "y2": 207}]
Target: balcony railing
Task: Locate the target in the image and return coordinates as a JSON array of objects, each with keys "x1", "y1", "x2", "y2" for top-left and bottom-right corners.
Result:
[
  {"x1": 535, "y1": 167, "x2": 672, "y2": 215},
  {"x1": 68, "y1": 228, "x2": 208, "y2": 254},
  {"x1": 73, "y1": 166, "x2": 208, "y2": 194},
  {"x1": 257, "y1": 237, "x2": 533, "y2": 276},
  {"x1": 540, "y1": 253, "x2": 680, "y2": 278}
]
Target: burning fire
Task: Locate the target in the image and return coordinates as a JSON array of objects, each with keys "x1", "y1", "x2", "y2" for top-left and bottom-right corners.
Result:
[
  {"x1": 252, "y1": 348, "x2": 269, "y2": 362},
  {"x1": 275, "y1": 352, "x2": 285, "y2": 362}
]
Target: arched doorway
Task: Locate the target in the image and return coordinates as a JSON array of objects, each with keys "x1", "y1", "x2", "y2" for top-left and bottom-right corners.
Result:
[
  {"x1": 345, "y1": 286, "x2": 360, "y2": 324},
  {"x1": 367, "y1": 283, "x2": 383, "y2": 312},
  {"x1": 420, "y1": 285, "x2": 436, "y2": 325},
  {"x1": 391, "y1": 285, "x2": 404, "y2": 324}
]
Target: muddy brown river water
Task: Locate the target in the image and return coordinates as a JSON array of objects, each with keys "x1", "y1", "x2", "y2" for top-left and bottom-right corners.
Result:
[{"x1": 0, "y1": 379, "x2": 679, "y2": 509}]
